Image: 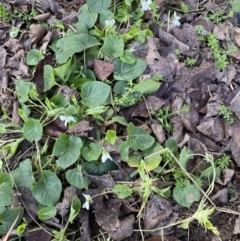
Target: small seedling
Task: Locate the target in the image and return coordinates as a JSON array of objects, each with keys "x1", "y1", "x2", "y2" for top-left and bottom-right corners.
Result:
[
  {"x1": 219, "y1": 105, "x2": 234, "y2": 125},
  {"x1": 185, "y1": 58, "x2": 196, "y2": 67},
  {"x1": 216, "y1": 154, "x2": 231, "y2": 169},
  {"x1": 175, "y1": 49, "x2": 182, "y2": 56}
]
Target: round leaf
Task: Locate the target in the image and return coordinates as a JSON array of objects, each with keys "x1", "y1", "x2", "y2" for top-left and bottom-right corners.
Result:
[
  {"x1": 86, "y1": 0, "x2": 111, "y2": 13},
  {"x1": 81, "y1": 81, "x2": 111, "y2": 108},
  {"x1": 37, "y1": 206, "x2": 57, "y2": 221},
  {"x1": 53, "y1": 134, "x2": 82, "y2": 169},
  {"x1": 103, "y1": 34, "x2": 124, "y2": 58},
  {"x1": 133, "y1": 80, "x2": 160, "y2": 95},
  {"x1": 113, "y1": 59, "x2": 147, "y2": 81},
  {"x1": 127, "y1": 123, "x2": 155, "y2": 150},
  {"x1": 84, "y1": 159, "x2": 117, "y2": 176},
  {"x1": 23, "y1": 118, "x2": 43, "y2": 142},
  {"x1": 66, "y1": 165, "x2": 91, "y2": 189},
  {"x1": 32, "y1": 171, "x2": 62, "y2": 206},
  {"x1": 26, "y1": 49, "x2": 44, "y2": 66},
  {"x1": 82, "y1": 142, "x2": 102, "y2": 161},
  {"x1": 112, "y1": 184, "x2": 133, "y2": 199},
  {"x1": 173, "y1": 181, "x2": 201, "y2": 208}
]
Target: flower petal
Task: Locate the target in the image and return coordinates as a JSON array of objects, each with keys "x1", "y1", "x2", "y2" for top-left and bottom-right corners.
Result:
[{"x1": 82, "y1": 201, "x2": 89, "y2": 210}]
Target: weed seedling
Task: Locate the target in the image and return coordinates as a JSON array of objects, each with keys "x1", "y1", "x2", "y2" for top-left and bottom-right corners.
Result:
[
  {"x1": 216, "y1": 154, "x2": 231, "y2": 169},
  {"x1": 219, "y1": 105, "x2": 234, "y2": 125},
  {"x1": 185, "y1": 58, "x2": 196, "y2": 67}
]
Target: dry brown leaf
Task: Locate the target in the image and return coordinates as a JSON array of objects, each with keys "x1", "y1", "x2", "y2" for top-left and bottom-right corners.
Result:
[
  {"x1": 146, "y1": 37, "x2": 176, "y2": 82},
  {"x1": 94, "y1": 59, "x2": 115, "y2": 80}
]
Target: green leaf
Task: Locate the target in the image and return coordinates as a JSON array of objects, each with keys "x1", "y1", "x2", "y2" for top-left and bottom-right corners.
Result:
[
  {"x1": 37, "y1": 206, "x2": 57, "y2": 221},
  {"x1": 127, "y1": 154, "x2": 142, "y2": 167},
  {"x1": 66, "y1": 165, "x2": 91, "y2": 189},
  {"x1": 55, "y1": 34, "x2": 100, "y2": 64},
  {"x1": 49, "y1": 94, "x2": 69, "y2": 108},
  {"x1": 119, "y1": 141, "x2": 129, "y2": 161},
  {"x1": 69, "y1": 196, "x2": 81, "y2": 223},
  {"x1": 173, "y1": 181, "x2": 201, "y2": 208},
  {"x1": 0, "y1": 207, "x2": 24, "y2": 234},
  {"x1": 112, "y1": 184, "x2": 133, "y2": 199},
  {"x1": 11, "y1": 159, "x2": 35, "y2": 190},
  {"x1": 103, "y1": 34, "x2": 124, "y2": 58},
  {"x1": 200, "y1": 166, "x2": 221, "y2": 183},
  {"x1": 84, "y1": 159, "x2": 117, "y2": 176},
  {"x1": 120, "y1": 50, "x2": 136, "y2": 64},
  {"x1": 0, "y1": 123, "x2": 7, "y2": 134},
  {"x1": 78, "y1": 4, "x2": 98, "y2": 28},
  {"x1": 53, "y1": 57, "x2": 73, "y2": 82},
  {"x1": 44, "y1": 65, "x2": 56, "y2": 91},
  {"x1": 81, "y1": 81, "x2": 111, "y2": 108},
  {"x1": 114, "y1": 58, "x2": 147, "y2": 81},
  {"x1": 17, "y1": 223, "x2": 27, "y2": 235},
  {"x1": 127, "y1": 123, "x2": 155, "y2": 150},
  {"x1": 82, "y1": 142, "x2": 102, "y2": 161},
  {"x1": 26, "y1": 49, "x2": 44, "y2": 66},
  {"x1": 32, "y1": 171, "x2": 62, "y2": 206},
  {"x1": 133, "y1": 80, "x2": 160, "y2": 96},
  {"x1": 99, "y1": 10, "x2": 114, "y2": 25},
  {"x1": 179, "y1": 147, "x2": 193, "y2": 169},
  {"x1": 2, "y1": 138, "x2": 24, "y2": 159},
  {"x1": 112, "y1": 116, "x2": 128, "y2": 126},
  {"x1": 143, "y1": 143, "x2": 163, "y2": 171},
  {"x1": 165, "y1": 137, "x2": 178, "y2": 157},
  {"x1": 53, "y1": 134, "x2": 82, "y2": 169},
  {"x1": 73, "y1": 23, "x2": 88, "y2": 34},
  {"x1": 233, "y1": 0, "x2": 240, "y2": 12},
  {"x1": 86, "y1": 0, "x2": 111, "y2": 13},
  {"x1": 0, "y1": 173, "x2": 13, "y2": 213},
  {"x1": 15, "y1": 79, "x2": 34, "y2": 102},
  {"x1": 23, "y1": 118, "x2": 43, "y2": 142},
  {"x1": 105, "y1": 130, "x2": 116, "y2": 145}
]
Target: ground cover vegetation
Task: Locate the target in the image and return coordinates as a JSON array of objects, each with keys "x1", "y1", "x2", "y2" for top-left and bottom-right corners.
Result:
[{"x1": 1, "y1": 0, "x2": 240, "y2": 240}]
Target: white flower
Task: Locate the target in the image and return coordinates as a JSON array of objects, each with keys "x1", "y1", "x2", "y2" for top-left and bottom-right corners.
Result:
[
  {"x1": 59, "y1": 115, "x2": 76, "y2": 126},
  {"x1": 171, "y1": 11, "x2": 181, "y2": 26},
  {"x1": 105, "y1": 19, "x2": 115, "y2": 27},
  {"x1": 82, "y1": 194, "x2": 91, "y2": 210},
  {"x1": 101, "y1": 149, "x2": 113, "y2": 163},
  {"x1": 141, "y1": 0, "x2": 152, "y2": 11}
]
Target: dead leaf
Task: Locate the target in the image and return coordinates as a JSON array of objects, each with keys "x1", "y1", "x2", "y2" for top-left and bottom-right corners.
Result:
[
  {"x1": 0, "y1": 46, "x2": 7, "y2": 68},
  {"x1": 95, "y1": 199, "x2": 122, "y2": 232},
  {"x1": 31, "y1": 54, "x2": 52, "y2": 93},
  {"x1": 216, "y1": 169, "x2": 234, "y2": 185},
  {"x1": 30, "y1": 24, "x2": 47, "y2": 46},
  {"x1": 56, "y1": 186, "x2": 80, "y2": 218},
  {"x1": 210, "y1": 188, "x2": 228, "y2": 203},
  {"x1": 79, "y1": 209, "x2": 91, "y2": 241},
  {"x1": 197, "y1": 117, "x2": 224, "y2": 142},
  {"x1": 83, "y1": 173, "x2": 115, "y2": 188},
  {"x1": 67, "y1": 119, "x2": 93, "y2": 134},
  {"x1": 213, "y1": 21, "x2": 233, "y2": 41},
  {"x1": 233, "y1": 216, "x2": 240, "y2": 235},
  {"x1": 143, "y1": 194, "x2": 172, "y2": 230},
  {"x1": 146, "y1": 236, "x2": 180, "y2": 241},
  {"x1": 57, "y1": 85, "x2": 80, "y2": 101},
  {"x1": 94, "y1": 59, "x2": 114, "y2": 80},
  {"x1": 229, "y1": 125, "x2": 240, "y2": 166},
  {"x1": 151, "y1": 122, "x2": 166, "y2": 143},
  {"x1": 146, "y1": 37, "x2": 176, "y2": 82},
  {"x1": 18, "y1": 187, "x2": 38, "y2": 222},
  {"x1": 172, "y1": 23, "x2": 199, "y2": 48},
  {"x1": 180, "y1": 109, "x2": 199, "y2": 133},
  {"x1": 107, "y1": 215, "x2": 135, "y2": 241},
  {"x1": 24, "y1": 229, "x2": 51, "y2": 241}
]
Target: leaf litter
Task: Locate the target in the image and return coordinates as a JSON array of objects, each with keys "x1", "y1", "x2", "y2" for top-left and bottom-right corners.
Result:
[{"x1": 1, "y1": 0, "x2": 240, "y2": 240}]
